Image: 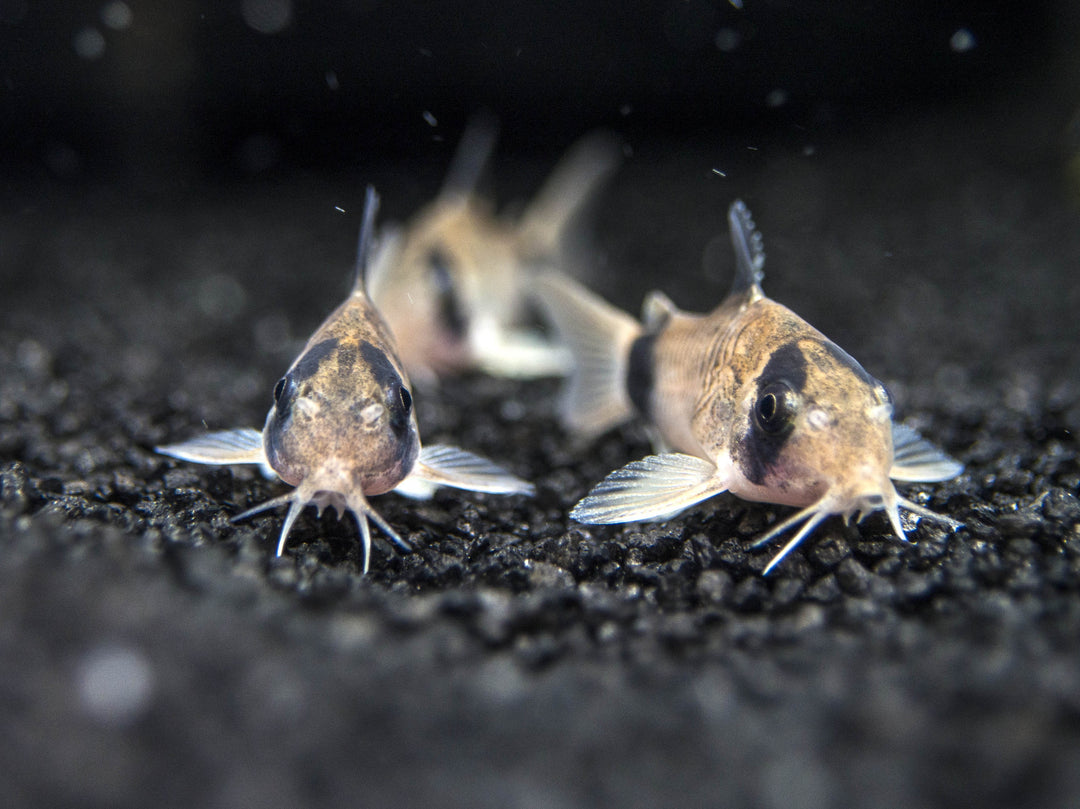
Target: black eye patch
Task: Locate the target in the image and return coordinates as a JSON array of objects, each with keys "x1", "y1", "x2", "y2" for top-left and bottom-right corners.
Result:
[
  {"x1": 359, "y1": 340, "x2": 412, "y2": 435},
  {"x1": 759, "y1": 341, "x2": 808, "y2": 394},
  {"x1": 289, "y1": 338, "x2": 340, "y2": 385},
  {"x1": 733, "y1": 341, "x2": 807, "y2": 485},
  {"x1": 359, "y1": 340, "x2": 401, "y2": 392}
]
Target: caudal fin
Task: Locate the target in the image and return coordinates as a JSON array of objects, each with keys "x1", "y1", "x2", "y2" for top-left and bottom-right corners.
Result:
[{"x1": 531, "y1": 270, "x2": 640, "y2": 436}]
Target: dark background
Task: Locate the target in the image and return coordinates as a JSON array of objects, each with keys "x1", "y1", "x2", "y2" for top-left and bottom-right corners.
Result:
[{"x1": 2, "y1": 2, "x2": 1080, "y2": 807}]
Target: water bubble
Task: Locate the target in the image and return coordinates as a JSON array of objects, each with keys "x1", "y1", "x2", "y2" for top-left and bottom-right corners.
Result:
[
  {"x1": 242, "y1": 0, "x2": 292, "y2": 35},
  {"x1": 73, "y1": 27, "x2": 106, "y2": 60}
]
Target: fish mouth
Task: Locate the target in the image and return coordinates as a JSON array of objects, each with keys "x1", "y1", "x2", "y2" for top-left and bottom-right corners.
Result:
[
  {"x1": 750, "y1": 483, "x2": 962, "y2": 575},
  {"x1": 232, "y1": 479, "x2": 411, "y2": 573}
]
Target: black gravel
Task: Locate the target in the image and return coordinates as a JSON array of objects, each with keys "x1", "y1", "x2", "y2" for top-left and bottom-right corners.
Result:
[{"x1": 4, "y1": 49, "x2": 1080, "y2": 809}]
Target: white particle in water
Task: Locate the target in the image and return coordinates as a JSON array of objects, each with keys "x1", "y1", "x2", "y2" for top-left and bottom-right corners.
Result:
[
  {"x1": 715, "y1": 27, "x2": 741, "y2": 52},
  {"x1": 101, "y1": 1, "x2": 132, "y2": 30},
  {"x1": 950, "y1": 28, "x2": 976, "y2": 52},
  {"x1": 765, "y1": 88, "x2": 788, "y2": 108},
  {"x1": 73, "y1": 27, "x2": 106, "y2": 60},
  {"x1": 423, "y1": 110, "x2": 438, "y2": 127},
  {"x1": 76, "y1": 645, "x2": 155, "y2": 727}
]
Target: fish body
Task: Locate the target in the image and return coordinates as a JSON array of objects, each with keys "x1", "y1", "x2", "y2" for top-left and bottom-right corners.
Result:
[
  {"x1": 368, "y1": 117, "x2": 619, "y2": 383},
  {"x1": 536, "y1": 200, "x2": 964, "y2": 574},
  {"x1": 157, "y1": 188, "x2": 533, "y2": 571}
]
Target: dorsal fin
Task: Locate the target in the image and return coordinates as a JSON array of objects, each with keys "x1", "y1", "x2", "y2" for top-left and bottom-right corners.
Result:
[
  {"x1": 353, "y1": 185, "x2": 380, "y2": 292},
  {"x1": 727, "y1": 199, "x2": 765, "y2": 296},
  {"x1": 440, "y1": 112, "x2": 499, "y2": 200}
]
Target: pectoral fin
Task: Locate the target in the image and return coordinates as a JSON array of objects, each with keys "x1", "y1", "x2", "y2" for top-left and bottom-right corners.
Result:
[
  {"x1": 890, "y1": 424, "x2": 964, "y2": 482},
  {"x1": 570, "y1": 453, "x2": 726, "y2": 524},
  {"x1": 156, "y1": 428, "x2": 266, "y2": 466},
  {"x1": 396, "y1": 444, "x2": 535, "y2": 498}
]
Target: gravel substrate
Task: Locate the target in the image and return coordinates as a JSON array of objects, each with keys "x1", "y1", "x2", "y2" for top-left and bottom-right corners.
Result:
[{"x1": 2, "y1": 89, "x2": 1079, "y2": 807}]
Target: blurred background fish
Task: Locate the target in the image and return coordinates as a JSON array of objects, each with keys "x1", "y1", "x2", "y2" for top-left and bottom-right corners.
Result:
[{"x1": 367, "y1": 114, "x2": 620, "y2": 383}]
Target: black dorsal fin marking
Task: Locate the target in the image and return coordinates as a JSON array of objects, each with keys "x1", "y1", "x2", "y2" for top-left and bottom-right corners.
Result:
[
  {"x1": 727, "y1": 199, "x2": 765, "y2": 296},
  {"x1": 353, "y1": 185, "x2": 380, "y2": 292}
]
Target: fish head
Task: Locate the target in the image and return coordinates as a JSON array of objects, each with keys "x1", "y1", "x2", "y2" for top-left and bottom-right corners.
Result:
[
  {"x1": 262, "y1": 332, "x2": 420, "y2": 500},
  {"x1": 368, "y1": 196, "x2": 519, "y2": 379},
  {"x1": 725, "y1": 306, "x2": 897, "y2": 515}
]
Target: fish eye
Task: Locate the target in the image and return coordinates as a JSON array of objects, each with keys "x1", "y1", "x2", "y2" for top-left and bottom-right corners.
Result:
[
  {"x1": 386, "y1": 382, "x2": 413, "y2": 435},
  {"x1": 273, "y1": 376, "x2": 288, "y2": 404},
  {"x1": 754, "y1": 382, "x2": 798, "y2": 434}
]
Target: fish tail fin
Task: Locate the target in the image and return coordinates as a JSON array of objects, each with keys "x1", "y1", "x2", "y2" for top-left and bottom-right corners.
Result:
[
  {"x1": 531, "y1": 270, "x2": 640, "y2": 436},
  {"x1": 518, "y1": 131, "x2": 621, "y2": 258}
]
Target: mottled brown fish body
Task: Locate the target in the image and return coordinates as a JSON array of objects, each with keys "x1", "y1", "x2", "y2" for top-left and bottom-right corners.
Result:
[
  {"x1": 536, "y1": 198, "x2": 962, "y2": 574},
  {"x1": 156, "y1": 186, "x2": 534, "y2": 568},
  {"x1": 632, "y1": 296, "x2": 745, "y2": 459},
  {"x1": 634, "y1": 292, "x2": 894, "y2": 509}
]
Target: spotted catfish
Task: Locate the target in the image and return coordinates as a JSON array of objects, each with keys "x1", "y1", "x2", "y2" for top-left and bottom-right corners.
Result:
[
  {"x1": 157, "y1": 187, "x2": 533, "y2": 571},
  {"x1": 535, "y1": 200, "x2": 964, "y2": 574},
  {"x1": 367, "y1": 116, "x2": 619, "y2": 383}
]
